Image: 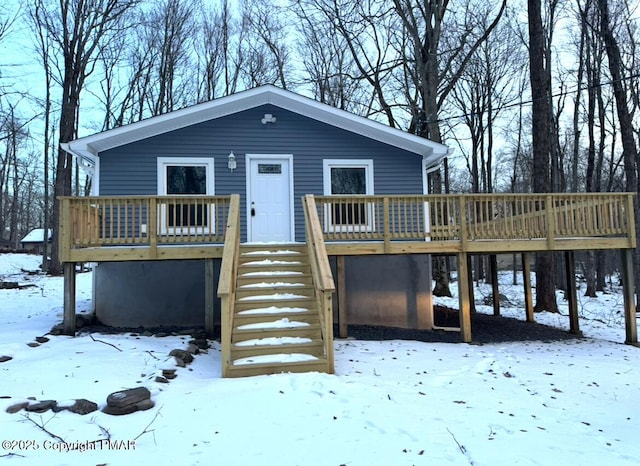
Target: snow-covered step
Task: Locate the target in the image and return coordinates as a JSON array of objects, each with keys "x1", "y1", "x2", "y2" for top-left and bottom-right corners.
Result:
[
  {"x1": 239, "y1": 244, "x2": 306, "y2": 255},
  {"x1": 224, "y1": 357, "x2": 329, "y2": 378},
  {"x1": 231, "y1": 338, "x2": 325, "y2": 359},
  {"x1": 234, "y1": 306, "x2": 317, "y2": 326},
  {"x1": 238, "y1": 247, "x2": 307, "y2": 266},
  {"x1": 232, "y1": 322, "x2": 322, "y2": 341},
  {"x1": 234, "y1": 296, "x2": 317, "y2": 312},
  {"x1": 235, "y1": 284, "x2": 315, "y2": 301},
  {"x1": 236, "y1": 274, "x2": 313, "y2": 287},
  {"x1": 225, "y1": 243, "x2": 330, "y2": 378},
  {"x1": 237, "y1": 259, "x2": 310, "y2": 274}
]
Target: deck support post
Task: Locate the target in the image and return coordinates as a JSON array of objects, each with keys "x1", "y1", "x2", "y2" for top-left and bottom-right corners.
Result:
[
  {"x1": 63, "y1": 262, "x2": 76, "y2": 336},
  {"x1": 457, "y1": 252, "x2": 472, "y2": 343},
  {"x1": 620, "y1": 248, "x2": 638, "y2": 345},
  {"x1": 337, "y1": 256, "x2": 348, "y2": 338},
  {"x1": 522, "y1": 253, "x2": 534, "y2": 323},
  {"x1": 490, "y1": 255, "x2": 500, "y2": 316},
  {"x1": 467, "y1": 255, "x2": 475, "y2": 313},
  {"x1": 564, "y1": 251, "x2": 581, "y2": 335},
  {"x1": 205, "y1": 258, "x2": 215, "y2": 338}
]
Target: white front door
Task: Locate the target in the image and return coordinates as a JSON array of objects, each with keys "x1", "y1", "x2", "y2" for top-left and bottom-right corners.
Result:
[{"x1": 247, "y1": 156, "x2": 294, "y2": 242}]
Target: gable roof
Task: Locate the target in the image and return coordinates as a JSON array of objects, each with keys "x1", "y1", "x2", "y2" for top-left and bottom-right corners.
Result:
[
  {"x1": 61, "y1": 85, "x2": 450, "y2": 167},
  {"x1": 21, "y1": 229, "x2": 52, "y2": 244}
]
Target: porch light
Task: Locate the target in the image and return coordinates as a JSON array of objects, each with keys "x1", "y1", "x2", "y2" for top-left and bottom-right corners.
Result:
[{"x1": 228, "y1": 151, "x2": 236, "y2": 172}]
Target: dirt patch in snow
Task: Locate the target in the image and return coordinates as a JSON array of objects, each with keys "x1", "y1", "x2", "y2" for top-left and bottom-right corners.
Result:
[{"x1": 344, "y1": 305, "x2": 582, "y2": 344}]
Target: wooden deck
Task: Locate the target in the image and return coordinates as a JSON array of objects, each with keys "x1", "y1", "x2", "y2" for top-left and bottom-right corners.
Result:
[
  {"x1": 59, "y1": 192, "x2": 636, "y2": 261},
  {"x1": 58, "y1": 192, "x2": 638, "y2": 373}
]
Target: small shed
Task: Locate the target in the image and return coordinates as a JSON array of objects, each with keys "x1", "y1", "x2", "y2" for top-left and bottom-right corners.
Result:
[{"x1": 20, "y1": 229, "x2": 52, "y2": 254}]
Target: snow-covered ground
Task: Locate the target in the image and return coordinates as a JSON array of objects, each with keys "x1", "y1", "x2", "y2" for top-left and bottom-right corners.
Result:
[{"x1": 0, "y1": 253, "x2": 638, "y2": 465}]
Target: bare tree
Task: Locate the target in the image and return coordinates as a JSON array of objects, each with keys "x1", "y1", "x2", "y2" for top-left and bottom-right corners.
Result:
[
  {"x1": 243, "y1": 1, "x2": 291, "y2": 89},
  {"x1": 597, "y1": 0, "x2": 640, "y2": 299},
  {"x1": 29, "y1": 0, "x2": 56, "y2": 269},
  {"x1": 294, "y1": 0, "x2": 401, "y2": 124},
  {"x1": 291, "y1": 0, "x2": 366, "y2": 111},
  {"x1": 195, "y1": 0, "x2": 246, "y2": 101},
  {"x1": 34, "y1": 0, "x2": 139, "y2": 274},
  {"x1": 393, "y1": 0, "x2": 507, "y2": 296},
  {"x1": 151, "y1": 0, "x2": 196, "y2": 115}
]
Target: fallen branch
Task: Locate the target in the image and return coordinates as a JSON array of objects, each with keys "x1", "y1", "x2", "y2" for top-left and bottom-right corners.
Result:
[
  {"x1": 21, "y1": 414, "x2": 65, "y2": 442},
  {"x1": 134, "y1": 406, "x2": 162, "y2": 443},
  {"x1": 0, "y1": 452, "x2": 25, "y2": 458},
  {"x1": 91, "y1": 417, "x2": 112, "y2": 441},
  {"x1": 90, "y1": 334, "x2": 122, "y2": 352},
  {"x1": 447, "y1": 427, "x2": 474, "y2": 465}
]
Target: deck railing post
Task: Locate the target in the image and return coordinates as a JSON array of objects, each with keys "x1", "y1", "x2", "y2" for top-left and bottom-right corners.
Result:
[
  {"x1": 383, "y1": 197, "x2": 390, "y2": 253},
  {"x1": 149, "y1": 197, "x2": 158, "y2": 258},
  {"x1": 627, "y1": 193, "x2": 637, "y2": 249},
  {"x1": 459, "y1": 195, "x2": 467, "y2": 250},
  {"x1": 546, "y1": 194, "x2": 556, "y2": 249},
  {"x1": 59, "y1": 197, "x2": 72, "y2": 262}
]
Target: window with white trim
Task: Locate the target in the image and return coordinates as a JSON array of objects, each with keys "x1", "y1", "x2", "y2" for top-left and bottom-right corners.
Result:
[
  {"x1": 322, "y1": 159, "x2": 374, "y2": 232},
  {"x1": 157, "y1": 157, "x2": 215, "y2": 234}
]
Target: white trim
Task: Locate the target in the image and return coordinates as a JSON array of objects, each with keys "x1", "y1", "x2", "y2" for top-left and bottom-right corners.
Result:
[
  {"x1": 246, "y1": 154, "x2": 295, "y2": 242},
  {"x1": 63, "y1": 86, "x2": 449, "y2": 167},
  {"x1": 322, "y1": 159, "x2": 375, "y2": 233},
  {"x1": 92, "y1": 157, "x2": 100, "y2": 195},
  {"x1": 156, "y1": 157, "x2": 215, "y2": 235},
  {"x1": 157, "y1": 157, "x2": 215, "y2": 195},
  {"x1": 421, "y1": 158, "x2": 436, "y2": 241},
  {"x1": 322, "y1": 159, "x2": 374, "y2": 196}
]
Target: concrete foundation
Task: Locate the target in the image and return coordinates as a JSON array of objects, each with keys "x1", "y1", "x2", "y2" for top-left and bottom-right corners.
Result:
[
  {"x1": 94, "y1": 260, "x2": 220, "y2": 328},
  {"x1": 93, "y1": 254, "x2": 432, "y2": 331},
  {"x1": 330, "y1": 254, "x2": 433, "y2": 329}
]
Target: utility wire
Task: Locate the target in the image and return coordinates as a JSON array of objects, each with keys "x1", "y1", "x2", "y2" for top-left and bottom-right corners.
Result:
[{"x1": 431, "y1": 71, "x2": 640, "y2": 125}]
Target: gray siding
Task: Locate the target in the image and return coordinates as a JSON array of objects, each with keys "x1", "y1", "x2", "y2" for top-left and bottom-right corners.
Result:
[{"x1": 99, "y1": 104, "x2": 425, "y2": 242}]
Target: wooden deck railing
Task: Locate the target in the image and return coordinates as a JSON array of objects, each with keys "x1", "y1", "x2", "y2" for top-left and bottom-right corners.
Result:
[
  {"x1": 59, "y1": 192, "x2": 635, "y2": 261},
  {"x1": 302, "y1": 195, "x2": 336, "y2": 373},
  {"x1": 218, "y1": 195, "x2": 241, "y2": 378},
  {"x1": 59, "y1": 195, "x2": 233, "y2": 261},
  {"x1": 311, "y1": 193, "x2": 636, "y2": 251}
]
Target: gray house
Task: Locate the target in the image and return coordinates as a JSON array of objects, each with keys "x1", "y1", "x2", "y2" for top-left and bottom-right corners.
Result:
[{"x1": 62, "y1": 85, "x2": 449, "y2": 335}]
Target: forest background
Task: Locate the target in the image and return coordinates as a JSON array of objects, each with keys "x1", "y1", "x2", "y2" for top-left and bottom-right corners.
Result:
[{"x1": 0, "y1": 0, "x2": 638, "y2": 313}]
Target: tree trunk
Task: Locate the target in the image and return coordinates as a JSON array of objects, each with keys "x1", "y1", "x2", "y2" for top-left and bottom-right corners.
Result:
[
  {"x1": 528, "y1": 0, "x2": 558, "y2": 313},
  {"x1": 597, "y1": 0, "x2": 640, "y2": 301}
]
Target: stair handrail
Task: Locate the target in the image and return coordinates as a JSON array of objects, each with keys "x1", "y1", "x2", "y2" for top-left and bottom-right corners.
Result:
[
  {"x1": 218, "y1": 194, "x2": 241, "y2": 377},
  {"x1": 303, "y1": 195, "x2": 336, "y2": 373}
]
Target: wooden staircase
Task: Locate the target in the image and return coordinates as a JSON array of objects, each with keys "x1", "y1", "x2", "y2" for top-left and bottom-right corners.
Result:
[{"x1": 224, "y1": 244, "x2": 332, "y2": 377}]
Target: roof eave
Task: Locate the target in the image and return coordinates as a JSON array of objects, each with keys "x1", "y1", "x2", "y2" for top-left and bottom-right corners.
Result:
[{"x1": 65, "y1": 85, "x2": 451, "y2": 159}]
